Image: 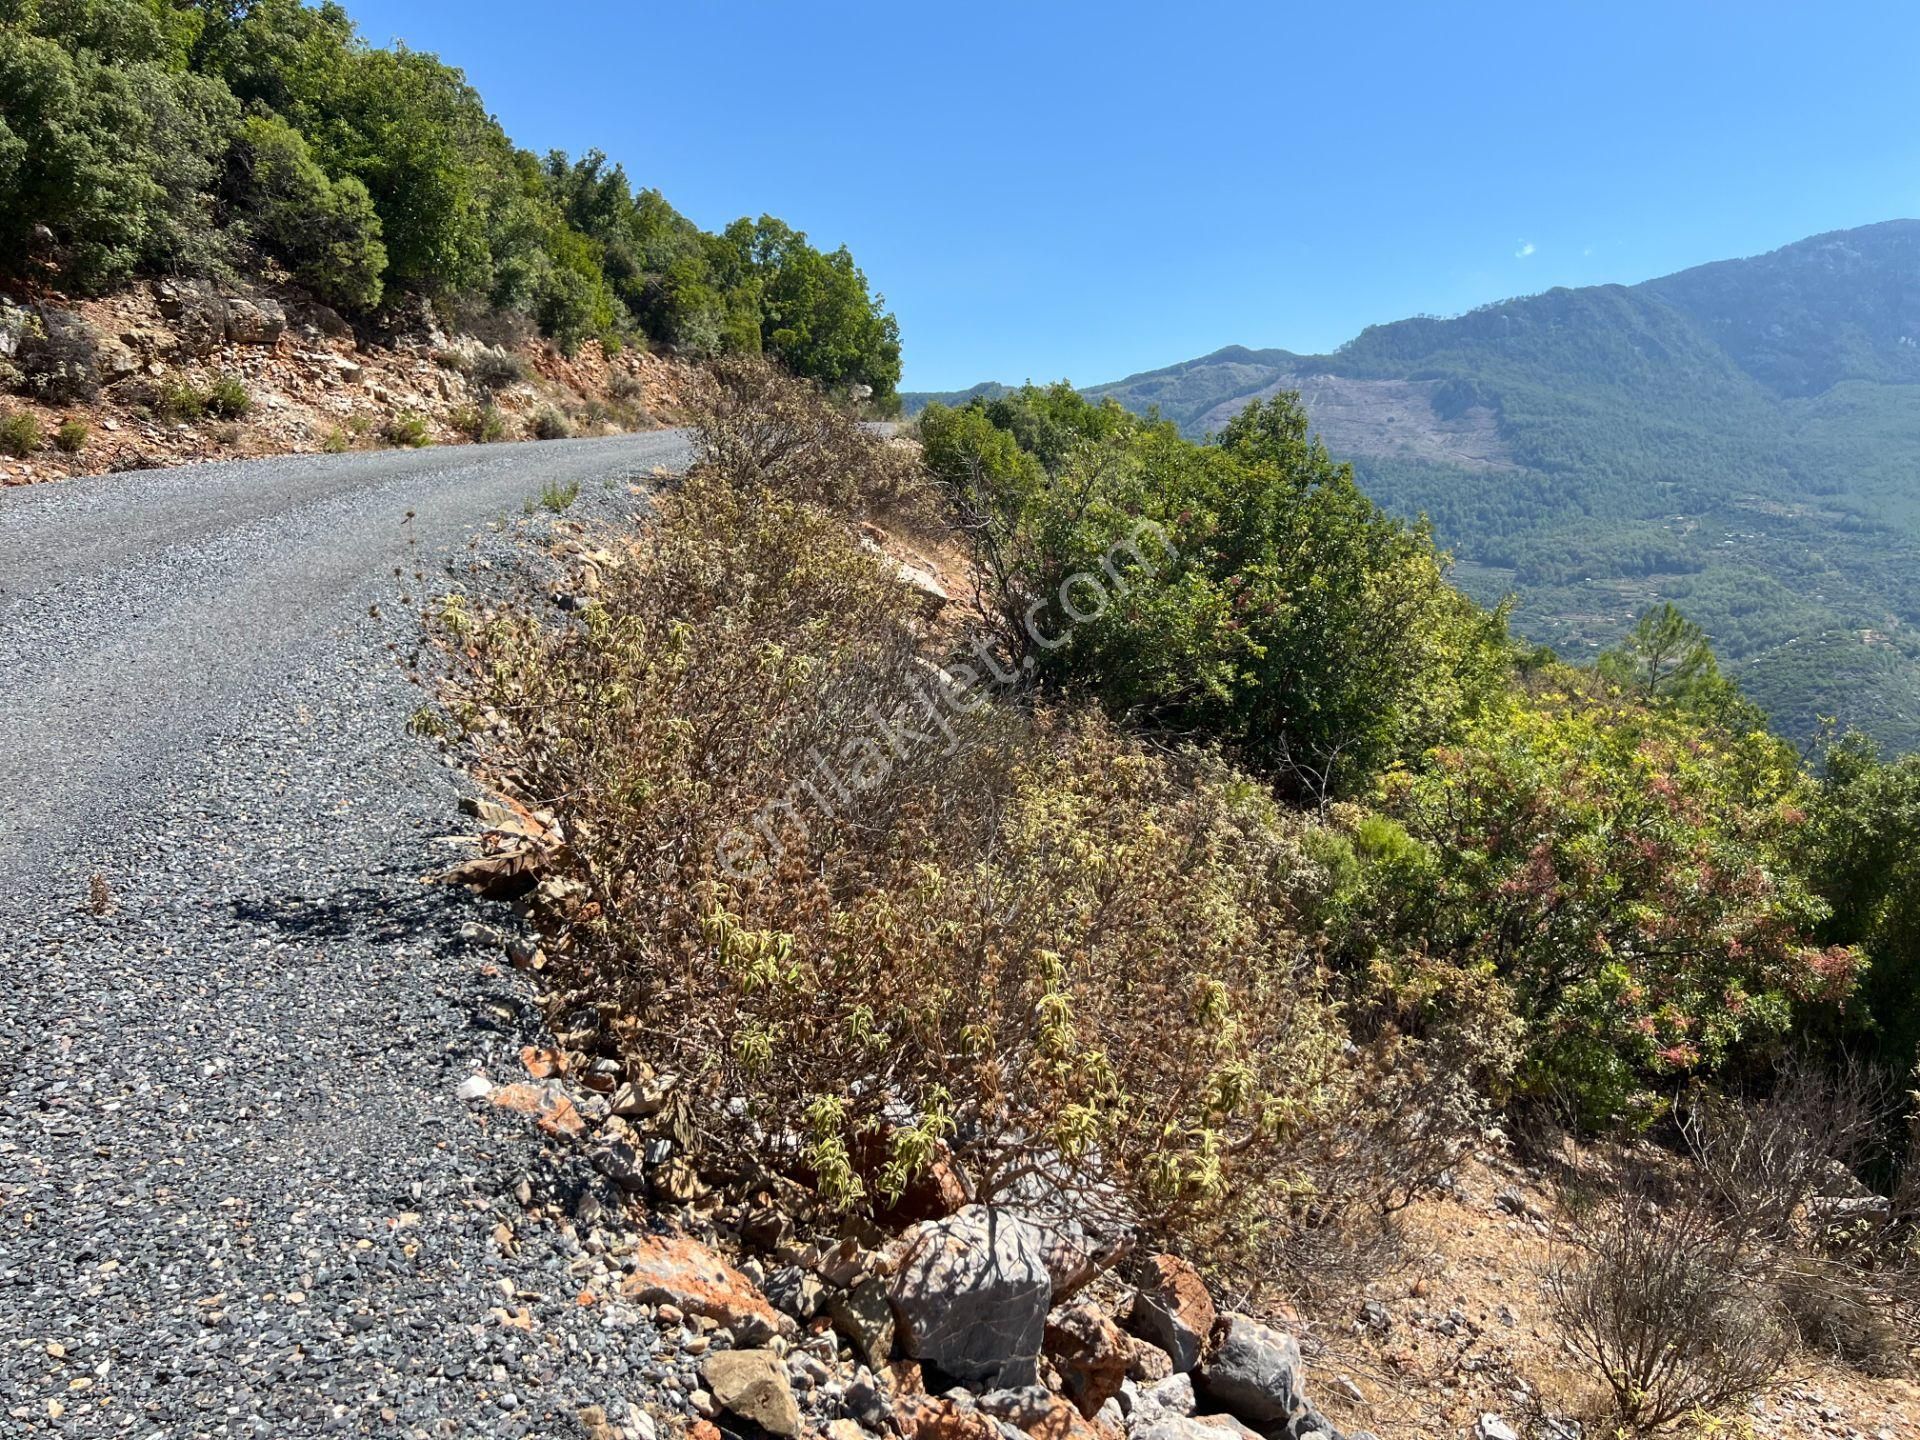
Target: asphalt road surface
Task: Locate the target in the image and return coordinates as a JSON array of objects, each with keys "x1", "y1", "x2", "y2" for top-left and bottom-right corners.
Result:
[{"x1": 0, "y1": 434, "x2": 705, "y2": 1438}]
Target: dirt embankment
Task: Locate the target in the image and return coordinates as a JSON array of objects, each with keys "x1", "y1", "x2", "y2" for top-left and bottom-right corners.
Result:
[{"x1": 0, "y1": 281, "x2": 700, "y2": 486}]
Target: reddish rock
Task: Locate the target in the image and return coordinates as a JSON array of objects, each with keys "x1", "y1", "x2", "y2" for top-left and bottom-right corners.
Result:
[
  {"x1": 896, "y1": 1397, "x2": 1002, "y2": 1440},
  {"x1": 619, "y1": 1233, "x2": 789, "y2": 1342},
  {"x1": 1020, "y1": 1395, "x2": 1122, "y2": 1440},
  {"x1": 1045, "y1": 1302, "x2": 1131, "y2": 1418},
  {"x1": 1125, "y1": 1255, "x2": 1216, "y2": 1374},
  {"x1": 488, "y1": 1081, "x2": 585, "y2": 1138}
]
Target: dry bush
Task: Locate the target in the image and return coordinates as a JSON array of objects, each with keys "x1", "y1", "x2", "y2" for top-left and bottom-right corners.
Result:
[
  {"x1": 689, "y1": 355, "x2": 936, "y2": 534},
  {"x1": 1678, "y1": 1058, "x2": 1881, "y2": 1250},
  {"x1": 431, "y1": 462, "x2": 1351, "y2": 1276},
  {"x1": 1773, "y1": 1254, "x2": 1908, "y2": 1375},
  {"x1": 1548, "y1": 1194, "x2": 1789, "y2": 1434}
]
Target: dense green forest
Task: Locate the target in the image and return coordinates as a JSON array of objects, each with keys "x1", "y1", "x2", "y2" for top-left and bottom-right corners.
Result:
[
  {"x1": 909, "y1": 224, "x2": 1920, "y2": 751},
  {"x1": 0, "y1": 0, "x2": 901, "y2": 399}
]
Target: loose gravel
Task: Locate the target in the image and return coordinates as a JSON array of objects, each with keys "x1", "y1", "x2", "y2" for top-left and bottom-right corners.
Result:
[{"x1": 0, "y1": 435, "x2": 698, "y2": 1437}]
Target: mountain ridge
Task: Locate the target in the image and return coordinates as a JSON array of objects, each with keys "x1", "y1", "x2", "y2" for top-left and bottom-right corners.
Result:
[{"x1": 905, "y1": 221, "x2": 1920, "y2": 751}]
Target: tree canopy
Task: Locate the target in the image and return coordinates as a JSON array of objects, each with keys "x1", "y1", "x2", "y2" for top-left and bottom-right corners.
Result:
[{"x1": 0, "y1": 0, "x2": 901, "y2": 394}]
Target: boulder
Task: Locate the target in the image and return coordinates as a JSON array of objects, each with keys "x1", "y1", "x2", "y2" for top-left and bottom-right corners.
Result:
[
  {"x1": 224, "y1": 297, "x2": 287, "y2": 345},
  {"x1": 168, "y1": 292, "x2": 228, "y2": 356},
  {"x1": 890, "y1": 1205, "x2": 1051, "y2": 1387},
  {"x1": 1044, "y1": 1302, "x2": 1130, "y2": 1419},
  {"x1": 1195, "y1": 1315, "x2": 1304, "y2": 1427},
  {"x1": 620, "y1": 1232, "x2": 789, "y2": 1343},
  {"x1": 1126, "y1": 1255, "x2": 1215, "y2": 1374},
  {"x1": 831, "y1": 1276, "x2": 897, "y2": 1368},
  {"x1": 1135, "y1": 1420, "x2": 1234, "y2": 1440},
  {"x1": 1014, "y1": 1394, "x2": 1118, "y2": 1440},
  {"x1": 765, "y1": 1264, "x2": 827, "y2": 1322},
  {"x1": 701, "y1": 1349, "x2": 802, "y2": 1438},
  {"x1": 895, "y1": 1396, "x2": 1005, "y2": 1440},
  {"x1": 1132, "y1": 1374, "x2": 1195, "y2": 1424}
]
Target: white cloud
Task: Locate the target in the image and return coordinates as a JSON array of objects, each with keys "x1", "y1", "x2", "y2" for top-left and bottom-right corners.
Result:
[{"x1": 1515, "y1": 239, "x2": 1537, "y2": 259}]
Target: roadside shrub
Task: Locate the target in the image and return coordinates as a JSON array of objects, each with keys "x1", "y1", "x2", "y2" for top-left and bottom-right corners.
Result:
[
  {"x1": 15, "y1": 307, "x2": 101, "y2": 403},
  {"x1": 1773, "y1": 1255, "x2": 1909, "y2": 1375},
  {"x1": 0, "y1": 410, "x2": 42, "y2": 457},
  {"x1": 451, "y1": 403, "x2": 506, "y2": 443},
  {"x1": 1548, "y1": 1195, "x2": 1787, "y2": 1434},
  {"x1": 607, "y1": 370, "x2": 645, "y2": 402},
  {"x1": 538, "y1": 478, "x2": 579, "y2": 512},
  {"x1": 152, "y1": 378, "x2": 206, "y2": 422},
  {"x1": 1380, "y1": 676, "x2": 1856, "y2": 1128},
  {"x1": 54, "y1": 418, "x2": 88, "y2": 453},
  {"x1": 528, "y1": 406, "x2": 572, "y2": 440},
  {"x1": 204, "y1": 375, "x2": 252, "y2": 420},
  {"x1": 223, "y1": 113, "x2": 385, "y2": 313},
  {"x1": 430, "y1": 470, "x2": 1346, "y2": 1270},
  {"x1": 320, "y1": 426, "x2": 349, "y2": 454},
  {"x1": 691, "y1": 355, "x2": 933, "y2": 529},
  {"x1": 383, "y1": 411, "x2": 431, "y2": 448},
  {"x1": 470, "y1": 349, "x2": 528, "y2": 393}
]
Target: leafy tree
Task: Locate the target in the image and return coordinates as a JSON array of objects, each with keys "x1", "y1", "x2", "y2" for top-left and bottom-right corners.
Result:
[
  {"x1": 1804, "y1": 735, "x2": 1920, "y2": 1065},
  {"x1": 224, "y1": 111, "x2": 384, "y2": 310},
  {"x1": 0, "y1": 16, "x2": 237, "y2": 287},
  {"x1": 924, "y1": 386, "x2": 1512, "y2": 800}
]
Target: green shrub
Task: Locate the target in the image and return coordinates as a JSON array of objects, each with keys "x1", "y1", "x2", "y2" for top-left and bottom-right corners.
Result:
[
  {"x1": 320, "y1": 426, "x2": 349, "y2": 454},
  {"x1": 150, "y1": 380, "x2": 202, "y2": 422},
  {"x1": 204, "y1": 375, "x2": 252, "y2": 420},
  {"x1": 538, "y1": 477, "x2": 579, "y2": 512},
  {"x1": 0, "y1": 26, "x2": 238, "y2": 290},
  {"x1": 382, "y1": 411, "x2": 431, "y2": 448},
  {"x1": 53, "y1": 418, "x2": 88, "y2": 453},
  {"x1": 451, "y1": 403, "x2": 506, "y2": 443},
  {"x1": 1377, "y1": 672, "x2": 1855, "y2": 1127},
  {"x1": 528, "y1": 406, "x2": 571, "y2": 441},
  {"x1": 0, "y1": 410, "x2": 42, "y2": 457}
]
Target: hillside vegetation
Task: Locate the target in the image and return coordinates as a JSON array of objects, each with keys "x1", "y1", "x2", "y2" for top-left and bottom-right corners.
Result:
[
  {"x1": 432, "y1": 367, "x2": 1920, "y2": 1436},
  {"x1": 910, "y1": 224, "x2": 1920, "y2": 753},
  {"x1": 0, "y1": 0, "x2": 900, "y2": 400}
]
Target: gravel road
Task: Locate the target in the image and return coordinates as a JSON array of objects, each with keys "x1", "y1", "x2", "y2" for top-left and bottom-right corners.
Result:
[{"x1": 0, "y1": 434, "x2": 696, "y2": 1437}]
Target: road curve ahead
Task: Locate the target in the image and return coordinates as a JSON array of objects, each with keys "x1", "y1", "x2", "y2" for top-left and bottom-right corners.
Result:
[{"x1": 0, "y1": 434, "x2": 694, "y2": 1436}]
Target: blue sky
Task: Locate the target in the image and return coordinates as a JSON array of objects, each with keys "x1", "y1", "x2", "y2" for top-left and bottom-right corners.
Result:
[{"x1": 344, "y1": 1, "x2": 1920, "y2": 391}]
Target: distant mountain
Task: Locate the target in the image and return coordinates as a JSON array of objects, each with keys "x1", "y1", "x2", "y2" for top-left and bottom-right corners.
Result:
[{"x1": 905, "y1": 222, "x2": 1920, "y2": 751}]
